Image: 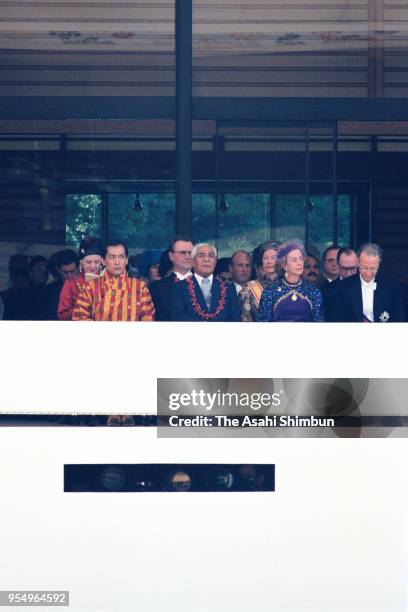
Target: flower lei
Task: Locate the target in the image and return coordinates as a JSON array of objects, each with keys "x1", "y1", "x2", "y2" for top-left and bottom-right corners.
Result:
[{"x1": 186, "y1": 275, "x2": 227, "y2": 320}]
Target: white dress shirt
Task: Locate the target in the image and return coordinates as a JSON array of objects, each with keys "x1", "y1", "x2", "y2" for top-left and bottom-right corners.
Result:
[
  {"x1": 194, "y1": 272, "x2": 213, "y2": 286},
  {"x1": 174, "y1": 271, "x2": 192, "y2": 281},
  {"x1": 360, "y1": 276, "x2": 376, "y2": 322}
]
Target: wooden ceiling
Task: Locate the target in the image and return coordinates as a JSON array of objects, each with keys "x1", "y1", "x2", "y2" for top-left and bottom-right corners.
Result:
[{"x1": 0, "y1": 1, "x2": 407, "y2": 97}]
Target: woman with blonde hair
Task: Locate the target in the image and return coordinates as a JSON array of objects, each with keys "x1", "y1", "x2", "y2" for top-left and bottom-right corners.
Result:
[{"x1": 58, "y1": 237, "x2": 104, "y2": 320}]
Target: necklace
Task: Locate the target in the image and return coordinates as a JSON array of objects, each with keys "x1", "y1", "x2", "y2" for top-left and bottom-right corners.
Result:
[
  {"x1": 283, "y1": 276, "x2": 302, "y2": 288},
  {"x1": 186, "y1": 275, "x2": 227, "y2": 320}
]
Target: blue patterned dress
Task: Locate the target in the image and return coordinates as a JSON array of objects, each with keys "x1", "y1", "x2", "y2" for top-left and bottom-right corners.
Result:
[{"x1": 257, "y1": 277, "x2": 323, "y2": 322}]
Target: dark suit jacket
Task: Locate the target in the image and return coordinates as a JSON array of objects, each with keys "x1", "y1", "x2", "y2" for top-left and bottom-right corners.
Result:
[
  {"x1": 338, "y1": 273, "x2": 405, "y2": 322},
  {"x1": 149, "y1": 274, "x2": 178, "y2": 321},
  {"x1": 321, "y1": 277, "x2": 342, "y2": 322},
  {"x1": 170, "y1": 275, "x2": 241, "y2": 322}
]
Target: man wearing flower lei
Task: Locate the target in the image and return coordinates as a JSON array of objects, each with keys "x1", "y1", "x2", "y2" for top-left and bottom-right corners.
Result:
[{"x1": 170, "y1": 243, "x2": 241, "y2": 321}]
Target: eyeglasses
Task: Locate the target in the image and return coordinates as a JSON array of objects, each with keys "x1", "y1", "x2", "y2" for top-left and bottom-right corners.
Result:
[
  {"x1": 172, "y1": 250, "x2": 192, "y2": 256},
  {"x1": 359, "y1": 265, "x2": 379, "y2": 273},
  {"x1": 340, "y1": 266, "x2": 358, "y2": 273}
]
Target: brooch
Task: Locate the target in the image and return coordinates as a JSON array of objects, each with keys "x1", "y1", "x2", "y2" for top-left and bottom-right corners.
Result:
[{"x1": 379, "y1": 311, "x2": 390, "y2": 322}]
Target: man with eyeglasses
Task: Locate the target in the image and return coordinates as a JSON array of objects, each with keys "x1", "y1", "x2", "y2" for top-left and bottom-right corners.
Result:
[
  {"x1": 73, "y1": 239, "x2": 154, "y2": 321},
  {"x1": 322, "y1": 247, "x2": 358, "y2": 321},
  {"x1": 149, "y1": 236, "x2": 194, "y2": 321},
  {"x1": 338, "y1": 242, "x2": 404, "y2": 322},
  {"x1": 171, "y1": 243, "x2": 241, "y2": 321}
]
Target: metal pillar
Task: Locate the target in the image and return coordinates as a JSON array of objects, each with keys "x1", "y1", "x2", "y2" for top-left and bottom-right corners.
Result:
[{"x1": 175, "y1": 0, "x2": 192, "y2": 236}]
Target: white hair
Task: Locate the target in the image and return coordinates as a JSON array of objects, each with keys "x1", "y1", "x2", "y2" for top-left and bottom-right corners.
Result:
[
  {"x1": 358, "y1": 242, "x2": 382, "y2": 260},
  {"x1": 191, "y1": 243, "x2": 217, "y2": 259}
]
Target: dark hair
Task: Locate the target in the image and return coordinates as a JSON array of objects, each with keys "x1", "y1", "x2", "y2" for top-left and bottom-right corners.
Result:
[
  {"x1": 8, "y1": 254, "x2": 29, "y2": 275},
  {"x1": 336, "y1": 247, "x2": 356, "y2": 264},
  {"x1": 215, "y1": 257, "x2": 231, "y2": 274},
  {"x1": 47, "y1": 251, "x2": 62, "y2": 279},
  {"x1": 57, "y1": 249, "x2": 79, "y2": 268},
  {"x1": 104, "y1": 240, "x2": 129, "y2": 258},
  {"x1": 159, "y1": 250, "x2": 173, "y2": 278},
  {"x1": 29, "y1": 255, "x2": 47, "y2": 270},
  {"x1": 322, "y1": 245, "x2": 340, "y2": 262},
  {"x1": 306, "y1": 252, "x2": 320, "y2": 263},
  {"x1": 168, "y1": 235, "x2": 193, "y2": 252},
  {"x1": 79, "y1": 236, "x2": 104, "y2": 259}
]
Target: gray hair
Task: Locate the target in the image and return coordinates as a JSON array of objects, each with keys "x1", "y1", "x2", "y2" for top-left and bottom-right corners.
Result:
[
  {"x1": 191, "y1": 243, "x2": 218, "y2": 259},
  {"x1": 358, "y1": 242, "x2": 382, "y2": 260},
  {"x1": 276, "y1": 239, "x2": 307, "y2": 277}
]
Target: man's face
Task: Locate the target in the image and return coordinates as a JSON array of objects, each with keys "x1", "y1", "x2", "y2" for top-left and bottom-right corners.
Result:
[
  {"x1": 193, "y1": 245, "x2": 217, "y2": 278},
  {"x1": 359, "y1": 252, "x2": 380, "y2": 283},
  {"x1": 169, "y1": 240, "x2": 193, "y2": 274},
  {"x1": 29, "y1": 261, "x2": 48, "y2": 285},
  {"x1": 58, "y1": 262, "x2": 79, "y2": 281},
  {"x1": 339, "y1": 252, "x2": 358, "y2": 279},
  {"x1": 302, "y1": 256, "x2": 320, "y2": 284},
  {"x1": 324, "y1": 248, "x2": 340, "y2": 280},
  {"x1": 230, "y1": 252, "x2": 251, "y2": 285},
  {"x1": 103, "y1": 245, "x2": 128, "y2": 277}
]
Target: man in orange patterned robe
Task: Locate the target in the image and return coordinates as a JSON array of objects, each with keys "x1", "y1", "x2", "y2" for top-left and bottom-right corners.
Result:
[{"x1": 72, "y1": 240, "x2": 154, "y2": 322}]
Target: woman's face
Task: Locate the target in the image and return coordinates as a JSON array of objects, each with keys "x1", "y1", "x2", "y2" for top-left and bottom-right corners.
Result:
[
  {"x1": 285, "y1": 249, "x2": 304, "y2": 278},
  {"x1": 148, "y1": 263, "x2": 161, "y2": 282},
  {"x1": 81, "y1": 255, "x2": 102, "y2": 275},
  {"x1": 261, "y1": 249, "x2": 278, "y2": 275}
]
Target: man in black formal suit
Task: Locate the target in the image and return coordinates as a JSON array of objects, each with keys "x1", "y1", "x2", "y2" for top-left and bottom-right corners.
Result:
[
  {"x1": 149, "y1": 236, "x2": 193, "y2": 321},
  {"x1": 322, "y1": 247, "x2": 359, "y2": 321},
  {"x1": 338, "y1": 243, "x2": 404, "y2": 322},
  {"x1": 170, "y1": 243, "x2": 241, "y2": 322}
]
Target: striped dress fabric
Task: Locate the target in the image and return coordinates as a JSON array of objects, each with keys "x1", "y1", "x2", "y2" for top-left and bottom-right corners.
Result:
[{"x1": 72, "y1": 272, "x2": 155, "y2": 321}]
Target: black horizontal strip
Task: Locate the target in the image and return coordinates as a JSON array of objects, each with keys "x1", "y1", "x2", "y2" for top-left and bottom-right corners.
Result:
[
  {"x1": 64, "y1": 463, "x2": 275, "y2": 492},
  {"x1": 0, "y1": 415, "x2": 407, "y2": 427},
  {"x1": 0, "y1": 414, "x2": 157, "y2": 426}
]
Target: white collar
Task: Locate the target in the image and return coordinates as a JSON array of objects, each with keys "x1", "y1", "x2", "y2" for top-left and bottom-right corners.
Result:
[
  {"x1": 174, "y1": 270, "x2": 192, "y2": 281},
  {"x1": 360, "y1": 275, "x2": 376, "y2": 289},
  {"x1": 194, "y1": 272, "x2": 213, "y2": 285}
]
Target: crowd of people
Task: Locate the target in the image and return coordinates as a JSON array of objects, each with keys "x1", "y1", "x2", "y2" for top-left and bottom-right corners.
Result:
[{"x1": 0, "y1": 236, "x2": 405, "y2": 322}]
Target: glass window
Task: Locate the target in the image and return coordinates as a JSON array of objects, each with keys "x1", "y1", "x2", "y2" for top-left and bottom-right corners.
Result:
[
  {"x1": 108, "y1": 193, "x2": 175, "y2": 251},
  {"x1": 66, "y1": 194, "x2": 102, "y2": 247}
]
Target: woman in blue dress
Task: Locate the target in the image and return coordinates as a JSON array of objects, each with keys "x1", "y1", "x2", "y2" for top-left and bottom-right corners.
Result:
[{"x1": 257, "y1": 240, "x2": 323, "y2": 322}]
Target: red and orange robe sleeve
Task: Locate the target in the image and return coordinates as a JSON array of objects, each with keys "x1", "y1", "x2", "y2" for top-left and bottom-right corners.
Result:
[{"x1": 72, "y1": 276, "x2": 155, "y2": 321}]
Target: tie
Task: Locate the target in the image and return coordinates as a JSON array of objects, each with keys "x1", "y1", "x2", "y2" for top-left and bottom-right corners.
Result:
[{"x1": 201, "y1": 277, "x2": 212, "y2": 309}]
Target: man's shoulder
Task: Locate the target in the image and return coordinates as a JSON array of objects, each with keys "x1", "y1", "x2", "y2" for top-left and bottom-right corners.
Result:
[
  {"x1": 129, "y1": 276, "x2": 148, "y2": 290},
  {"x1": 339, "y1": 274, "x2": 360, "y2": 290},
  {"x1": 151, "y1": 275, "x2": 175, "y2": 289},
  {"x1": 301, "y1": 280, "x2": 321, "y2": 297}
]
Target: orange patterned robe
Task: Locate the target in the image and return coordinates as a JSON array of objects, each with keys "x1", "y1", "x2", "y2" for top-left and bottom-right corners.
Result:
[{"x1": 72, "y1": 271, "x2": 155, "y2": 321}]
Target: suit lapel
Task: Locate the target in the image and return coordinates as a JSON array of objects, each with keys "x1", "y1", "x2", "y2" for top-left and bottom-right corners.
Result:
[
  {"x1": 349, "y1": 275, "x2": 364, "y2": 321},
  {"x1": 373, "y1": 278, "x2": 386, "y2": 323},
  {"x1": 210, "y1": 277, "x2": 220, "y2": 311},
  {"x1": 192, "y1": 275, "x2": 210, "y2": 312}
]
